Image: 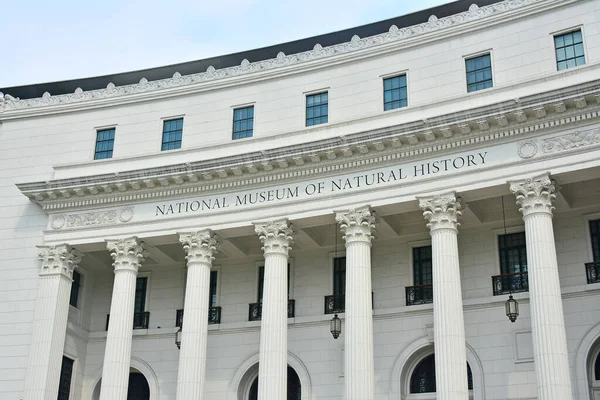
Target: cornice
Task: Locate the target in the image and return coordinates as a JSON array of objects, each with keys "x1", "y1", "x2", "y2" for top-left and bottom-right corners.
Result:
[
  {"x1": 0, "y1": 0, "x2": 562, "y2": 117},
  {"x1": 16, "y1": 81, "x2": 600, "y2": 212}
]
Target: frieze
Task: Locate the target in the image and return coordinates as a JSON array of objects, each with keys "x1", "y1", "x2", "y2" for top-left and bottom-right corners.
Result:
[
  {"x1": 0, "y1": 0, "x2": 539, "y2": 111},
  {"x1": 541, "y1": 129, "x2": 600, "y2": 154},
  {"x1": 50, "y1": 207, "x2": 134, "y2": 230}
]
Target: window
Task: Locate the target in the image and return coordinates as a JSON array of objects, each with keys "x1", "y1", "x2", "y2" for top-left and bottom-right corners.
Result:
[
  {"x1": 498, "y1": 232, "x2": 528, "y2": 274},
  {"x1": 409, "y1": 354, "x2": 473, "y2": 393},
  {"x1": 161, "y1": 118, "x2": 183, "y2": 151},
  {"x1": 233, "y1": 106, "x2": 254, "y2": 139},
  {"x1": 210, "y1": 270, "x2": 218, "y2": 307},
  {"x1": 133, "y1": 277, "x2": 148, "y2": 328},
  {"x1": 69, "y1": 270, "x2": 81, "y2": 308},
  {"x1": 413, "y1": 246, "x2": 432, "y2": 286},
  {"x1": 306, "y1": 92, "x2": 328, "y2": 126},
  {"x1": 555, "y1": 29, "x2": 585, "y2": 71},
  {"x1": 596, "y1": 351, "x2": 600, "y2": 381},
  {"x1": 465, "y1": 54, "x2": 493, "y2": 93},
  {"x1": 383, "y1": 75, "x2": 408, "y2": 111},
  {"x1": 94, "y1": 128, "x2": 115, "y2": 160},
  {"x1": 590, "y1": 219, "x2": 600, "y2": 262},
  {"x1": 57, "y1": 356, "x2": 74, "y2": 400},
  {"x1": 333, "y1": 257, "x2": 346, "y2": 296}
]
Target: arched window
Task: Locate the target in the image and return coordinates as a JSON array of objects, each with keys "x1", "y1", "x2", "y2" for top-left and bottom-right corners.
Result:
[
  {"x1": 409, "y1": 354, "x2": 473, "y2": 393},
  {"x1": 92, "y1": 372, "x2": 150, "y2": 400},
  {"x1": 248, "y1": 366, "x2": 301, "y2": 400}
]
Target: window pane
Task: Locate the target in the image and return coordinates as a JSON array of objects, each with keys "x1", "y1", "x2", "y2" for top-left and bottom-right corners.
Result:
[
  {"x1": 465, "y1": 55, "x2": 492, "y2": 92},
  {"x1": 306, "y1": 93, "x2": 328, "y2": 126}
]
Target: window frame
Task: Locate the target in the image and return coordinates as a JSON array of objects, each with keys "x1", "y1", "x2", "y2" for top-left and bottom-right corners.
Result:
[
  {"x1": 583, "y1": 212, "x2": 600, "y2": 262},
  {"x1": 412, "y1": 245, "x2": 433, "y2": 286},
  {"x1": 408, "y1": 239, "x2": 432, "y2": 285},
  {"x1": 462, "y1": 50, "x2": 494, "y2": 94},
  {"x1": 57, "y1": 355, "x2": 76, "y2": 400},
  {"x1": 93, "y1": 126, "x2": 116, "y2": 160},
  {"x1": 382, "y1": 72, "x2": 409, "y2": 112},
  {"x1": 492, "y1": 225, "x2": 526, "y2": 274},
  {"x1": 232, "y1": 103, "x2": 256, "y2": 140},
  {"x1": 159, "y1": 115, "x2": 185, "y2": 151},
  {"x1": 134, "y1": 272, "x2": 151, "y2": 313},
  {"x1": 551, "y1": 26, "x2": 586, "y2": 72},
  {"x1": 69, "y1": 270, "x2": 82, "y2": 308},
  {"x1": 304, "y1": 89, "x2": 329, "y2": 127},
  {"x1": 210, "y1": 265, "x2": 221, "y2": 307}
]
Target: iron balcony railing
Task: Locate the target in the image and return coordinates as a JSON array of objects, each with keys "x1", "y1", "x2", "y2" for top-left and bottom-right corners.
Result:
[
  {"x1": 492, "y1": 271, "x2": 529, "y2": 295},
  {"x1": 405, "y1": 284, "x2": 433, "y2": 306},
  {"x1": 248, "y1": 300, "x2": 295, "y2": 321},
  {"x1": 176, "y1": 306, "x2": 222, "y2": 327},
  {"x1": 105, "y1": 311, "x2": 150, "y2": 331},
  {"x1": 586, "y1": 262, "x2": 600, "y2": 284},
  {"x1": 324, "y1": 293, "x2": 374, "y2": 314}
]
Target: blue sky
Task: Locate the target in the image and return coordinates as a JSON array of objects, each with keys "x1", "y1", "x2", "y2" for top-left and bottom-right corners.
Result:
[{"x1": 0, "y1": 0, "x2": 449, "y2": 88}]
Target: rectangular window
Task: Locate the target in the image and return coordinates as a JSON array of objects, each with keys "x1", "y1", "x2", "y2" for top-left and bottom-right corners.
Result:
[
  {"x1": 413, "y1": 246, "x2": 433, "y2": 286},
  {"x1": 333, "y1": 257, "x2": 346, "y2": 296},
  {"x1": 257, "y1": 265, "x2": 290, "y2": 302},
  {"x1": 498, "y1": 232, "x2": 528, "y2": 274},
  {"x1": 94, "y1": 128, "x2": 115, "y2": 160},
  {"x1": 134, "y1": 277, "x2": 147, "y2": 313},
  {"x1": 161, "y1": 118, "x2": 183, "y2": 151},
  {"x1": 69, "y1": 270, "x2": 81, "y2": 308},
  {"x1": 232, "y1": 106, "x2": 254, "y2": 140},
  {"x1": 306, "y1": 92, "x2": 328, "y2": 126},
  {"x1": 383, "y1": 74, "x2": 408, "y2": 111},
  {"x1": 465, "y1": 54, "x2": 493, "y2": 93},
  {"x1": 209, "y1": 270, "x2": 218, "y2": 307},
  {"x1": 57, "y1": 356, "x2": 74, "y2": 400},
  {"x1": 555, "y1": 29, "x2": 585, "y2": 71},
  {"x1": 590, "y1": 219, "x2": 600, "y2": 262}
]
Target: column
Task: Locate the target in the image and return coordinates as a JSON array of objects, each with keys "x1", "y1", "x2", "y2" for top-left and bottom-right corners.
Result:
[
  {"x1": 23, "y1": 245, "x2": 82, "y2": 400},
  {"x1": 176, "y1": 230, "x2": 220, "y2": 399},
  {"x1": 335, "y1": 206, "x2": 377, "y2": 400},
  {"x1": 99, "y1": 237, "x2": 145, "y2": 400},
  {"x1": 418, "y1": 193, "x2": 468, "y2": 400},
  {"x1": 254, "y1": 220, "x2": 294, "y2": 400},
  {"x1": 509, "y1": 175, "x2": 573, "y2": 399}
]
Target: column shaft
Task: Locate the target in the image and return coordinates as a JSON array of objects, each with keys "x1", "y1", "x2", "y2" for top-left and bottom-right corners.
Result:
[
  {"x1": 511, "y1": 176, "x2": 573, "y2": 399},
  {"x1": 99, "y1": 238, "x2": 145, "y2": 400},
  {"x1": 23, "y1": 245, "x2": 81, "y2": 400},
  {"x1": 255, "y1": 220, "x2": 294, "y2": 400},
  {"x1": 336, "y1": 207, "x2": 377, "y2": 400},
  {"x1": 176, "y1": 231, "x2": 220, "y2": 400}
]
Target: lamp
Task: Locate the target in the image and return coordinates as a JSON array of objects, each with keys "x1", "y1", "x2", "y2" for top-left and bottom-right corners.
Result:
[
  {"x1": 330, "y1": 314, "x2": 341, "y2": 339},
  {"x1": 505, "y1": 294, "x2": 519, "y2": 323},
  {"x1": 175, "y1": 326, "x2": 182, "y2": 349}
]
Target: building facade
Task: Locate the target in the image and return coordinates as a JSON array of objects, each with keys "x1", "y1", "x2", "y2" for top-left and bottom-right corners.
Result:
[{"x1": 1, "y1": 0, "x2": 600, "y2": 399}]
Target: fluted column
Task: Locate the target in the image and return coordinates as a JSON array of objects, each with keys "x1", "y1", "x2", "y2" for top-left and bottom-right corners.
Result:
[
  {"x1": 418, "y1": 193, "x2": 468, "y2": 400},
  {"x1": 254, "y1": 220, "x2": 294, "y2": 400},
  {"x1": 23, "y1": 245, "x2": 82, "y2": 400},
  {"x1": 335, "y1": 206, "x2": 377, "y2": 400},
  {"x1": 509, "y1": 175, "x2": 573, "y2": 399},
  {"x1": 176, "y1": 230, "x2": 220, "y2": 400},
  {"x1": 99, "y1": 237, "x2": 145, "y2": 400}
]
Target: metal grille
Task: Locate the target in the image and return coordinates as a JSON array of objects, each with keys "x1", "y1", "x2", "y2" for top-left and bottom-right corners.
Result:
[
  {"x1": 405, "y1": 284, "x2": 433, "y2": 306},
  {"x1": 492, "y1": 271, "x2": 529, "y2": 295}
]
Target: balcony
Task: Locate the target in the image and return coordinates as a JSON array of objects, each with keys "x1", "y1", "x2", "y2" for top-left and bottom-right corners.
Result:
[
  {"x1": 248, "y1": 300, "x2": 295, "y2": 321},
  {"x1": 324, "y1": 293, "x2": 374, "y2": 314},
  {"x1": 586, "y1": 262, "x2": 600, "y2": 284},
  {"x1": 405, "y1": 284, "x2": 433, "y2": 306},
  {"x1": 176, "y1": 306, "x2": 222, "y2": 327},
  {"x1": 105, "y1": 311, "x2": 150, "y2": 330},
  {"x1": 492, "y1": 271, "x2": 529, "y2": 295}
]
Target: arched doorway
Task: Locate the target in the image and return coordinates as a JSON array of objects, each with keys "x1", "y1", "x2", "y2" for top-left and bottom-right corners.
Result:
[
  {"x1": 408, "y1": 354, "x2": 473, "y2": 396},
  {"x1": 92, "y1": 369, "x2": 150, "y2": 400},
  {"x1": 247, "y1": 366, "x2": 301, "y2": 400},
  {"x1": 592, "y1": 345, "x2": 600, "y2": 400}
]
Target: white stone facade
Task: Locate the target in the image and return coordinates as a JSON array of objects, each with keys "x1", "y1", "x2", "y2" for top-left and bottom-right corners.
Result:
[{"x1": 1, "y1": 1, "x2": 600, "y2": 399}]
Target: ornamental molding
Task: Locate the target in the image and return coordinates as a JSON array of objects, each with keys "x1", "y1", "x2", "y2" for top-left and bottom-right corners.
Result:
[
  {"x1": 37, "y1": 244, "x2": 82, "y2": 278},
  {"x1": 255, "y1": 220, "x2": 295, "y2": 256},
  {"x1": 106, "y1": 237, "x2": 146, "y2": 272},
  {"x1": 336, "y1": 206, "x2": 378, "y2": 244},
  {"x1": 419, "y1": 193, "x2": 463, "y2": 232},
  {"x1": 179, "y1": 230, "x2": 221, "y2": 265},
  {"x1": 50, "y1": 207, "x2": 134, "y2": 230},
  {"x1": 16, "y1": 85, "x2": 600, "y2": 212},
  {"x1": 509, "y1": 174, "x2": 556, "y2": 217},
  {"x1": 541, "y1": 128, "x2": 600, "y2": 154},
  {"x1": 0, "y1": 0, "x2": 548, "y2": 114}
]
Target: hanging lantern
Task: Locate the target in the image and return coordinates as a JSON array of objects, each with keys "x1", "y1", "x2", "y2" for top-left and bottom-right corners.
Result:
[
  {"x1": 175, "y1": 327, "x2": 182, "y2": 349},
  {"x1": 330, "y1": 314, "x2": 341, "y2": 339},
  {"x1": 505, "y1": 294, "x2": 519, "y2": 323}
]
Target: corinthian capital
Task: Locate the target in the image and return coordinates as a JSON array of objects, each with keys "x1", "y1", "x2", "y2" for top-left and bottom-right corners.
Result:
[
  {"x1": 254, "y1": 220, "x2": 295, "y2": 256},
  {"x1": 179, "y1": 230, "x2": 221, "y2": 265},
  {"x1": 37, "y1": 244, "x2": 82, "y2": 278},
  {"x1": 418, "y1": 193, "x2": 462, "y2": 232},
  {"x1": 106, "y1": 237, "x2": 146, "y2": 272},
  {"x1": 335, "y1": 206, "x2": 377, "y2": 244},
  {"x1": 509, "y1": 174, "x2": 556, "y2": 217}
]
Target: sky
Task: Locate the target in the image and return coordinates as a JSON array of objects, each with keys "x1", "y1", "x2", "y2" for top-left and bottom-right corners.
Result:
[{"x1": 0, "y1": 0, "x2": 449, "y2": 88}]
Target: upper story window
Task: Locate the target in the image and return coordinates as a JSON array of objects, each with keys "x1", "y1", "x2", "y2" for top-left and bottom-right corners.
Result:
[
  {"x1": 333, "y1": 257, "x2": 346, "y2": 296},
  {"x1": 306, "y1": 92, "x2": 328, "y2": 126},
  {"x1": 232, "y1": 106, "x2": 254, "y2": 140},
  {"x1": 590, "y1": 219, "x2": 600, "y2": 262},
  {"x1": 413, "y1": 246, "x2": 433, "y2": 286},
  {"x1": 94, "y1": 128, "x2": 115, "y2": 160},
  {"x1": 465, "y1": 54, "x2": 493, "y2": 93},
  {"x1": 499, "y1": 232, "x2": 528, "y2": 274},
  {"x1": 555, "y1": 29, "x2": 585, "y2": 71},
  {"x1": 161, "y1": 118, "x2": 183, "y2": 151},
  {"x1": 210, "y1": 270, "x2": 218, "y2": 307},
  {"x1": 383, "y1": 74, "x2": 408, "y2": 111},
  {"x1": 69, "y1": 270, "x2": 81, "y2": 308}
]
